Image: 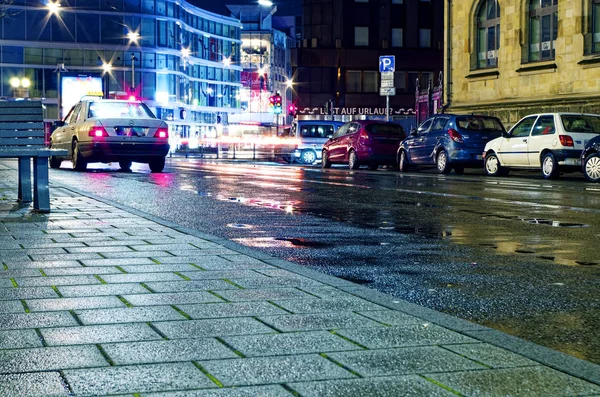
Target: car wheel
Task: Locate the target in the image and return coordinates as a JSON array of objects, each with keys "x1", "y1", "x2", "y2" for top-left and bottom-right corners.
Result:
[
  {"x1": 484, "y1": 152, "x2": 508, "y2": 176},
  {"x1": 300, "y1": 149, "x2": 317, "y2": 164},
  {"x1": 436, "y1": 150, "x2": 451, "y2": 174},
  {"x1": 322, "y1": 150, "x2": 332, "y2": 169},
  {"x1": 368, "y1": 164, "x2": 378, "y2": 170},
  {"x1": 119, "y1": 160, "x2": 132, "y2": 172},
  {"x1": 149, "y1": 157, "x2": 165, "y2": 173},
  {"x1": 348, "y1": 150, "x2": 360, "y2": 170},
  {"x1": 583, "y1": 153, "x2": 600, "y2": 182},
  {"x1": 454, "y1": 166, "x2": 465, "y2": 175},
  {"x1": 71, "y1": 140, "x2": 87, "y2": 171},
  {"x1": 541, "y1": 152, "x2": 559, "y2": 179},
  {"x1": 398, "y1": 150, "x2": 410, "y2": 172}
]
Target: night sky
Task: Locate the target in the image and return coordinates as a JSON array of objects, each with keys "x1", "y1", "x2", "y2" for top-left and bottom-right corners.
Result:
[{"x1": 190, "y1": 0, "x2": 302, "y2": 17}]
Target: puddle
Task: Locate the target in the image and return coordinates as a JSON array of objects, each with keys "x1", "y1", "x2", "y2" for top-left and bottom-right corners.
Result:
[{"x1": 274, "y1": 238, "x2": 330, "y2": 248}]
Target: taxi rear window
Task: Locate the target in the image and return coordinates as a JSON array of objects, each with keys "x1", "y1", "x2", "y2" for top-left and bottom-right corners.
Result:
[{"x1": 88, "y1": 102, "x2": 155, "y2": 119}]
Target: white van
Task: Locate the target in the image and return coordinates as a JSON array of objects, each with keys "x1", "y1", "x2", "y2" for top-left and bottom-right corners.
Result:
[{"x1": 278, "y1": 120, "x2": 344, "y2": 164}]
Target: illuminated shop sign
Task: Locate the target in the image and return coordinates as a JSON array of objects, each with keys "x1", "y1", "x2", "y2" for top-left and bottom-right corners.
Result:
[
  {"x1": 59, "y1": 73, "x2": 104, "y2": 119},
  {"x1": 297, "y1": 107, "x2": 415, "y2": 116}
]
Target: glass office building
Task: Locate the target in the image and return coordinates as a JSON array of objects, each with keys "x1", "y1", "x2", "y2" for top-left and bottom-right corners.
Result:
[{"x1": 0, "y1": 0, "x2": 242, "y2": 140}]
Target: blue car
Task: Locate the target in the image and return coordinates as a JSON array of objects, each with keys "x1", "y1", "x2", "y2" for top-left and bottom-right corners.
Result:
[{"x1": 398, "y1": 114, "x2": 505, "y2": 174}]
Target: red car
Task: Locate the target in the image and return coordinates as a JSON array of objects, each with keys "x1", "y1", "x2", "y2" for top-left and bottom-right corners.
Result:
[{"x1": 322, "y1": 120, "x2": 406, "y2": 170}]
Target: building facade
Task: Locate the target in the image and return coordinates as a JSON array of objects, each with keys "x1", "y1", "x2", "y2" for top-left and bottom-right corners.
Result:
[
  {"x1": 226, "y1": 5, "x2": 294, "y2": 128},
  {"x1": 446, "y1": 0, "x2": 600, "y2": 127},
  {"x1": 0, "y1": 0, "x2": 242, "y2": 140},
  {"x1": 294, "y1": 0, "x2": 444, "y2": 121}
]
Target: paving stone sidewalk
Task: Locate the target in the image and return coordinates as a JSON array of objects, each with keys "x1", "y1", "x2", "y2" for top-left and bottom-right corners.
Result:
[{"x1": 1, "y1": 164, "x2": 600, "y2": 396}]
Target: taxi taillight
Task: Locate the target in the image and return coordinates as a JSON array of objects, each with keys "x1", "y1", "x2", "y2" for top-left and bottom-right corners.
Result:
[
  {"x1": 154, "y1": 128, "x2": 169, "y2": 139},
  {"x1": 88, "y1": 127, "x2": 108, "y2": 137}
]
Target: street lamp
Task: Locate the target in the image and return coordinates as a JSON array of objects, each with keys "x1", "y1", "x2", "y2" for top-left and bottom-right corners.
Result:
[
  {"x1": 10, "y1": 77, "x2": 30, "y2": 98},
  {"x1": 102, "y1": 63, "x2": 112, "y2": 99},
  {"x1": 127, "y1": 31, "x2": 139, "y2": 43},
  {"x1": 46, "y1": 1, "x2": 60, "y2": 14}
]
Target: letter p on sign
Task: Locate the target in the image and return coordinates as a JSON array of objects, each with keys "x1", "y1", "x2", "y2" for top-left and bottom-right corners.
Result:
[{"x1": 379, "y1": 56, "x2": 395, "y2": 73}]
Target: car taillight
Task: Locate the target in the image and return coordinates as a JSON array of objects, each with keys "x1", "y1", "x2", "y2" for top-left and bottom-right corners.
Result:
[
  {"x1": 88, "y1": 127, "x2": 108, "y2": 137},
  {"x1": 154, "y1": 128, "x2": 169, "y2": 139},
  {"x1": 448, "y1": 128, "x2": 463, "y2": 143},
  {"x1": 559, "y1": 135, "x2": 574, "y2": 147},
  {"x1": 359, "y1": 130, "x2": 370, "y2": 143}
]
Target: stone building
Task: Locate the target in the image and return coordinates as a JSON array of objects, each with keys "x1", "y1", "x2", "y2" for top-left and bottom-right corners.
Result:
[{"x1": 445, "y1": 0, "x2": 600, "y2": 127}]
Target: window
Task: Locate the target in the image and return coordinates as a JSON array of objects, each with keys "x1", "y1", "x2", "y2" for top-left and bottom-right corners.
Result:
[
  {"x1": 355, "y1": 27, "x2": 369, "y2": 46},
  {"x1": 392, "y1": 28, "x2": 403, "y2": 47},
  {"x1": 477, "y1": 0, "x2": 500, "y2": 68},
  {"x1": 419, "y1": 29, "x2": 431, "y2": 47},
  {"x1": 347, "y1": 70, "x2": 361, "y2": 92},
  {"x1": 529, "y1": 0, "x2": 558, "y2": 61},
  {"x1": 432, "y1": 117, "x2": 449, "y2": 131},
  {"x1": 363, "y1": 71, "x2": 378, "y2": 92},
  {"x1": 510, "y1": 116, "x2": 537, "y2": 137},
  {"x1": 593, "y1": 0, "x2": 600, "y2": 52},
  {"x1": 532, "y1": 115, "x2": 556, "y2": 136}
]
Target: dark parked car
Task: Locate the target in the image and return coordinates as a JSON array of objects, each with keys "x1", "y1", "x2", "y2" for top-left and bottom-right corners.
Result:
[
  {"x1": 581, "y1": 135, "x2": 600, "y2": 182},
  {"x1": 322, "y1": 120, "x2": 406, "y2": 170},
  {"x1": 398, "y1": 114, "x2": 505, "y2": 174}
]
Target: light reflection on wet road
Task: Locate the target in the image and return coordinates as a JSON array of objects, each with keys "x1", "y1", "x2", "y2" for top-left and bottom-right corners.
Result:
[{"x1": 51, "y1": 158, "x2": 600, "y2": 364}]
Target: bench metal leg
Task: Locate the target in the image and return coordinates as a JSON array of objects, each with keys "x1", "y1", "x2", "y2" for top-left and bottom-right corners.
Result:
[
  {"x1": 17, "y1": 157, "x2": 32, "y2": 203},
  {"x1": 33, "y1": 156, "x2": 50, "y2": 213}
]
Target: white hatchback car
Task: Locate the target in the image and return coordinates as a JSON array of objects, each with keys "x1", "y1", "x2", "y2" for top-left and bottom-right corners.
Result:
[{"x1": 483, "y1": 113, "x2": 600, "y2": 179}]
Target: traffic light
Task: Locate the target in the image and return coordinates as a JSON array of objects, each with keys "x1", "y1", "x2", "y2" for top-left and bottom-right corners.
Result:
[
  {"x1": 274, "y1": 93, "x2": 282, "y2": 114},
  {"x1": 288, "y1": 103, "x2": 296, "y2": 117},
  {"x1": 269, "y1": 95, "x2": 275, "y2": 113}
]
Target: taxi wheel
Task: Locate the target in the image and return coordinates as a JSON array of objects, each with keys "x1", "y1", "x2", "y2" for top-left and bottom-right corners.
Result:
[
  {"x1": 149, "y1": 157, "x2": 165, "y2": 173},
  {"x1": 398, "y1": 150, "x2": 410, "y2": 172},
  {"x1": 71, "y1": 140, "x2": 87, "y2": 171},
  {"x1": 119, "y1": 160, "x2": 132, "y2": 172}
]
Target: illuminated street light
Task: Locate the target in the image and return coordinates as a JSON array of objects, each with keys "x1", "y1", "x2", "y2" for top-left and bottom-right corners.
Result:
[
  {"x1": 285, "y1": 78, "x2": 293, "y2": 88},
  {"x1": 127, "y1": 31, "x2": 139, "y2": 43},
  {"x1": 10, "y1": 77, "x2": 31, "y2": 98},
  {"x1": 222, "y1": 57, "x2": 231, "y2": 67},
  {"x1": 46, "y1": 1, "x2": 60, "y2": 14},
  {"x1": 258, "y1": 0, "x2": 273, "y2": 6},
  {"x1": 181, "y1": 47, "x2": 191, "y2": 58},
  {"x1": 102, "y1": 63, "x2": 112, "y2": 74}
]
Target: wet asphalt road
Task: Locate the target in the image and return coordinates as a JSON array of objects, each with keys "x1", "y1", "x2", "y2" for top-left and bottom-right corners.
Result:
[{"x1": 48, "y1": 157, "x2": 600, "y2": 365}]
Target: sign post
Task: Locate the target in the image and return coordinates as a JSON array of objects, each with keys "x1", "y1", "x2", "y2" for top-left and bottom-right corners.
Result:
[{"x1": 379, "y1": 55, "x2": 396, "y2": 122}]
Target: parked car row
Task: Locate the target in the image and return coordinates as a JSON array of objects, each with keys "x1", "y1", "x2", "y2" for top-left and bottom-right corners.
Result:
[{"x1": 318, "y1": 113, "x2": 600, "y2": 182}]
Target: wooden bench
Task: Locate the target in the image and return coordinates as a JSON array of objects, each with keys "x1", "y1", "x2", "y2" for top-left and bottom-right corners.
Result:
[{"x1": 0, "y1": 100, "x2": 67, "y2": 213}]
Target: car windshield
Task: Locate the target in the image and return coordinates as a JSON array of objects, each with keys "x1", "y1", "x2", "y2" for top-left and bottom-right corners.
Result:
[
  {"x1": 365, "y1": 123, "x2": 404, "y2": 135},
  {"x1": 560, "y1": 115, "x2": 600, "y2": 134},
  {"x1": 456, "y1": 117, "x2": 505, "y2": 132},
  {"x1": 88, "y1": 101, "x2": 155, "y2": 119},
  {"x1": 299, "y1": 124, "x2": 336, "y2": 138}
]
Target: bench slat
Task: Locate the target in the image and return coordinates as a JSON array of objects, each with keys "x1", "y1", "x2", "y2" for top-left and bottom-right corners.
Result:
[
  {"x1": 0, "y1": 122, "x2": 44, "y2": 130},
  {"x1": 0, "y1": 131, "x2": 44, "y2": 138},
  {"x1": 0, "y1": 116, "x2": 45, "y2": 124},
  {"x1": 0, "y1": 138, "x2": 45, "y2": 146},
  {"x1": 0, "y1": 100, "x2": 43, "y2": 108},
  {"x1": 0, "y1": 148, "x2": 67, "y2": 157},
  {"x1": 0, "y1": 107, "x2": 43, "y2": 116}
]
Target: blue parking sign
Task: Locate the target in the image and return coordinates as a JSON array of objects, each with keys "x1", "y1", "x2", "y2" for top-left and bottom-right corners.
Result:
[{"x1": 379, "y1": 55, "x2": 395, "y2": 73}]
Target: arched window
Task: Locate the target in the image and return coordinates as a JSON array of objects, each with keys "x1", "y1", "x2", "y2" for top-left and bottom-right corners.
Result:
[
  {"x1": 529, "y1": 0, "x2": 558, "y2": 61},
  {"x1": 477, "y1": 0, "x2": 500, "y2": 68},
  {"x1": 593, "y1": 0, "x2": 600, "y2": 52}
]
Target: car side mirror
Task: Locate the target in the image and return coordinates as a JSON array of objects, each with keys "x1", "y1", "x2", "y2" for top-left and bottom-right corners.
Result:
[
  {"x1": 327, "y1": 134, "x2": 333, "y2": 138},
  {"x1": 53, "y1": 120, "x2": 65, "y2": 128},
  {"x1": 502, "y1": 131, "x2": 509, "y2": 138},
  {"x1": 410, "y1": 128, "x2": 418, "y2": 136}
]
